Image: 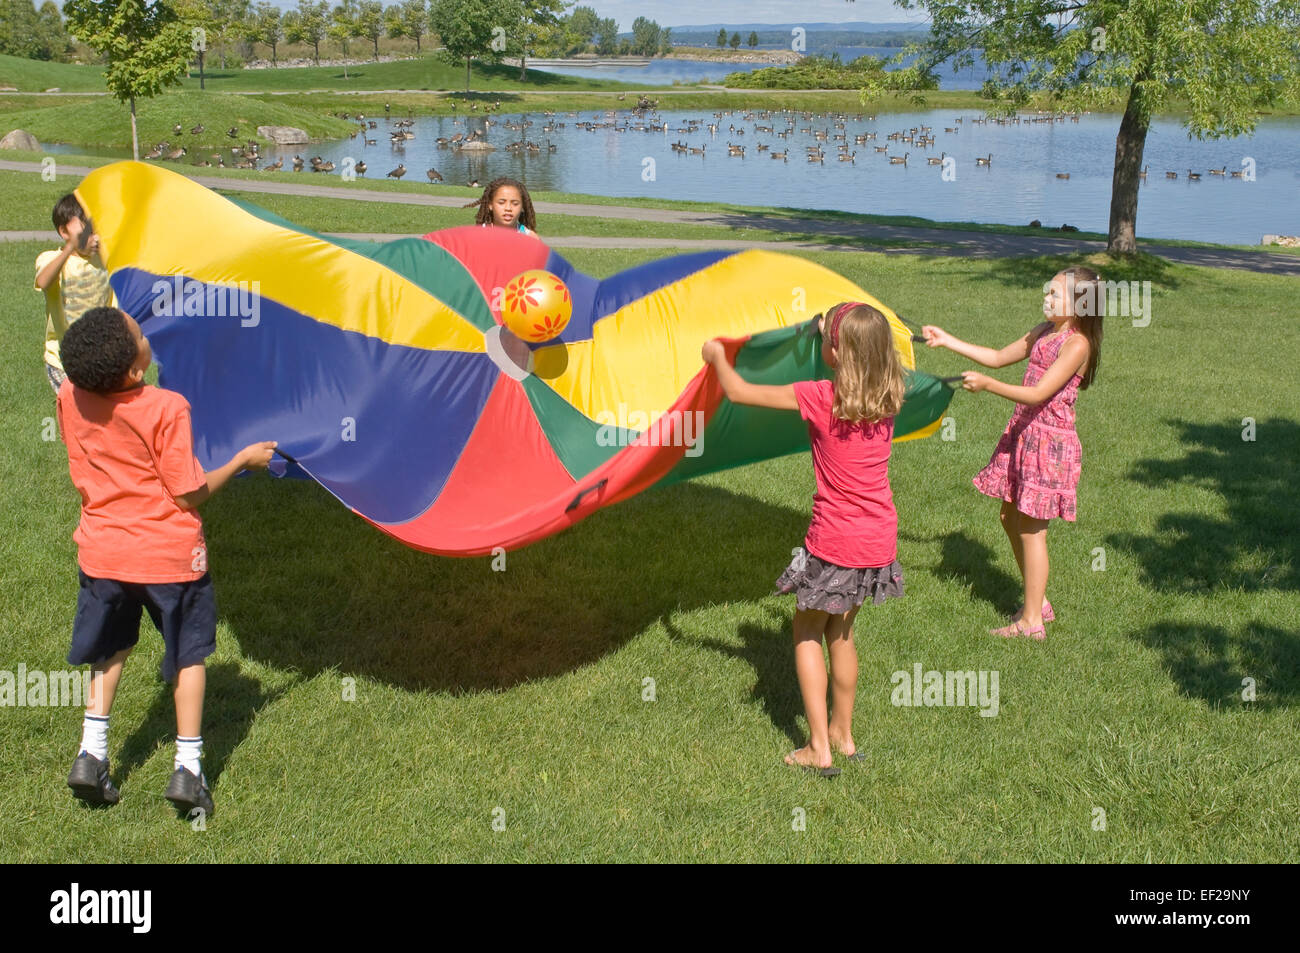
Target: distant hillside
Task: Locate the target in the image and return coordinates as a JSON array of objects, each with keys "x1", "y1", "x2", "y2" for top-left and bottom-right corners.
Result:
[{"x1": 664, "y1": 22, "x2": 929, "y2": 32}]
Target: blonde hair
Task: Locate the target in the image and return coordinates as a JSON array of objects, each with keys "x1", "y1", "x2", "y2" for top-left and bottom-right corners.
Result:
[
  {"x1": 1056, "y1": 266, "x2": 1103, "y2": 390},
  {"x1": 827, "y1": 303, "x2": 905, "y2": 423}
]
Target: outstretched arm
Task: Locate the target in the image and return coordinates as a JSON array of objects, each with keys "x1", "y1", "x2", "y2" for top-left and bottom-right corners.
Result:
[
  {"x1": 961, "y1": 335, "x2": 1090, "y2": 405},
  {"x1": 701, "y1": 340, "x2": 798, "y2": 411},
  {"x1": 923, "y1": 323, "x2": 1049, "y2": 368},
  {"x1": 176, "y1": 441, "x2": 277, "y2": 511}
]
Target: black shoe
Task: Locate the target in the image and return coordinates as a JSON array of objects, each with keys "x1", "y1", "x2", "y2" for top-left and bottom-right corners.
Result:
[
  {"x1": 164, "y1": 766, "x2": 214, "y2": 817},
  {"x1": 67, "y1": 751, "x2": 120, "y2": 805}
]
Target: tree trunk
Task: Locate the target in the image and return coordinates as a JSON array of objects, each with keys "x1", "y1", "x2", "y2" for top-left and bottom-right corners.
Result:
[
  {"x1": 415, "y1": 34, "x2": 420, "y2": 53},
  {"x1": 271, "y1": 42, "x2": 277, "y2": 66},
  {"x1": 1107, "y1": 80, "x2": 1150, "y2": 255},
  {"x1": 520, "y1": 52, "x2": 527, "y2": 81},
  {"x1": 466, "y1": 55, "x2": 471, "y2": 91},
  {"x1": 130, "y1": 94, "x2": 139, "y2": 161},
  {"x1": 313, "y1": 41, "x2": 319, "y2": 65},
  {"x1": 198, "y1": 48, "x2": 205, "y2": 90},
  {"x1": 373, "y1": 37, "x2": 378, "y2": 60}
]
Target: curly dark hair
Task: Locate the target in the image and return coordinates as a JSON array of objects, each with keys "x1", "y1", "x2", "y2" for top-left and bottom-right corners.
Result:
[
  {"x1": 60, "y1": 308, "x2": 138, "y2": 393},
  {"x1": 470, "y1": 177, "x2": 537, "y2": 232},
  {"x1": 52, "y1": 194, "x2": 85, "y2": 232}
]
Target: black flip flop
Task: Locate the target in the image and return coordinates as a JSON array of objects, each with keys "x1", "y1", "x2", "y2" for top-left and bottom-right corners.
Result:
[{"x1": 787, "y1": 752, "x2": 840, "y2": 778}]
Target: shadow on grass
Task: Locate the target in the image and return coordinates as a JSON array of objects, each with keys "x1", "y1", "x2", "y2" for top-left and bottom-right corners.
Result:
[
  {"x1": 1106, "y1": 418, "x2": 1299, "y2": 593},
  {"x1": 905, "y1": 530, "x2": 1021, "y2": 617},
  {"x1": 114, "y1": 663, "x2": 283, "y2": 793},
  {"x1": 975, "y1": 251, "x2": 1184, "y2": 290},
  {"x1": 202, "y1": 477, "x2": 808, "y2": 694},
  {"x1": 1130, "y1": 622, "x2": 1300, "y2": 710},
  {"x1": 664, "y1": 609, "x2": 805, "y2": 747}
]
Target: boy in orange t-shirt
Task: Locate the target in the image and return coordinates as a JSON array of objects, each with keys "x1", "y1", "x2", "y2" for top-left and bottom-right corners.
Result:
[{"x1": 57, "y1": 307, "x2": 276, "y2": 817}]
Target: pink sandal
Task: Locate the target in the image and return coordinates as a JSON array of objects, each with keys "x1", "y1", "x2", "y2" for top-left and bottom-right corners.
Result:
[{"x1": 989, "y1": 620, "x2": 1047, "y2": 641}]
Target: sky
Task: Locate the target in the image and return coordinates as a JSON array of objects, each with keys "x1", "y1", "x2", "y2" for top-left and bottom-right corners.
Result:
[{"x1": 251, "y1": 0, "x2": 921, "y2": 30}]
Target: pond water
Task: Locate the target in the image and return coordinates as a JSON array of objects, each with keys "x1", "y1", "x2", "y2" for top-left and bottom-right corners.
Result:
[{"x1": 231, "y1": 107, "x2": 1299, "y2": 246}]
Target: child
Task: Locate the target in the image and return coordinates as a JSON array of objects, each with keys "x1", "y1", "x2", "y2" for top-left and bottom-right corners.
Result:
[
  {"x1": 702, "y1": 302, "x2": 906, "y2": 776},
  {"x1": 34, "y1": 195, "x2": 116, "y2": 395},
  {"x1": 471, "y1": 177, "x2": 538, "y2": 235},
  {"x1": 57, "y1": 307, "x2": 276, "y2": 816},
  {"x1": 922, "y1": 266, "x2": 1102, "y2": 640}
]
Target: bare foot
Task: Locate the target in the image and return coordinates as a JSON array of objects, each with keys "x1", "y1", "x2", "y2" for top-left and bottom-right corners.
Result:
[
  {"x1": 784, "y1": 746, "x2": 833, "y2": 770},
  {"x1": 1011, "y1": 601, "x2": 1051, "y2": 623},
  {"x1": 828, "y1": 732, "x2": 856, "y2": 758}
]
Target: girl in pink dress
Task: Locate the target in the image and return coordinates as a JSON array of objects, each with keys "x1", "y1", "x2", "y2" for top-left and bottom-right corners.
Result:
[
  {"x1": 703, "y1": 303, "x2": 905, "y2": 776},
  {"x1": 922, "y1": 267, "x2": 1103, "y2": 641}
]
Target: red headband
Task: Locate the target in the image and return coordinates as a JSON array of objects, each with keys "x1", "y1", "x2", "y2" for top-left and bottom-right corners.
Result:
[{"x1": 827, "y1": 302, "x2": 857, "y2": 350}]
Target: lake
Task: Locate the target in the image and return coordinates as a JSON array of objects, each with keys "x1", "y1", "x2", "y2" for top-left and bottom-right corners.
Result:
[
  {"x1": 237, "y1": 107, "x2": 1299, "y2": 246},
  {"x1": 536, "y1": 48, "x2": 991, "y2": 90}
]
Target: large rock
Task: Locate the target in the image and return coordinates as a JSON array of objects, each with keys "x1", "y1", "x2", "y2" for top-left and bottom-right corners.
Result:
[
  {"x1": 256, "y1": 125, "x2": 309, "y2": 144},
  {"x1": 457, "y1": 140, "x2": 496, "y2": 152},
  {"x1": 0, "y1": 129, "x2": 40, "y2": 151}
]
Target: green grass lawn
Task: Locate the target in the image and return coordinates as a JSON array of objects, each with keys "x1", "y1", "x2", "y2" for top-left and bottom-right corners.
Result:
[{"x1": 0, "y1": 205, "x2": 1296, "y2": 860}]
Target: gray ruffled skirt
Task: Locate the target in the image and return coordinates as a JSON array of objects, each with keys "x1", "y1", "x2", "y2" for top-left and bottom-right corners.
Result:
[{"x1": 775, "y1": 549, "x2": 904, "y2": 614}]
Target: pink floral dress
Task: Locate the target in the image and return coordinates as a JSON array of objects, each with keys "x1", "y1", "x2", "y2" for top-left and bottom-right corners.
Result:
[{"x1": 973, "y1": 327, "x2": 1083, "y2": 521}]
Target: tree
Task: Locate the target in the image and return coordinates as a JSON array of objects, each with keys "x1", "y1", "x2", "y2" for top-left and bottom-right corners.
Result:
[
  {"x1": 728, "y1": 31, "x2": 739, "y2": 50},
  {"x1": 567, "y1": 4, "x2": 596, "y2": 44},
  {"x1": 285, "y1": 0, "x2": 327, "y2": 64},
  {"x1": 64, "y1": 0, "x2": 192, "y2": 160},
  {"x1": 630, "y1": 16, "x2": 659, "y2": 57},
  {"x1": 328, "y1": 0, "x2": 361, "y2": 64},
  {"x1": 512, "y1": 0, "x2": 567, "y2": 80},
  {"x1": 747, "y1": 30, "x2": 757, "y2": 49},
  {"x1": 715, "y1": 27, "x2": 725, "y2": 49},
  {"x1": 430, "y1": 0, "x2": 511, "y2": 91},
  {"x1": 658, "y1": 26, "x2": 671, "y2": 57},
  {"x1": 592, "y1": 15, "x2": 616, "y2": 55},
  {"x1": 356, "y1": 0, "x2": 384, "y2": 59},
  {"x1": 385, "y1": 0, "x2": 426, "y2": 52},
  {"x1": 251, "y1": 1, "x2": 282, "y2": 64},
  {"x1": 888, "y1": 0, "x2": 1300, "y2": 254},
  {"x1": 0, "y1": 0, "x2": 69, "y2": 59}
]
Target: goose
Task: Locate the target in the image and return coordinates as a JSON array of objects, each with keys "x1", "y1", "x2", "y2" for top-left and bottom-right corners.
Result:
[
  {"x1": 354, "y1": 161, "x2": 367, "y2": 176},
  {"x1": 165, "y1": 146, "x2": 186, "y2": 161},
  {"x1": 688, "y1": 145, "x2": 706, "y2": 155},
  {"x1": 927, "y1": 152, "x2": 946, "y2": 165},
  {"x1": 864, "y1": 132, "x2": 876, "y2": 141},
  {"x1": 364, "y1": 138, "x2": 376, "y2": 146},
  {"x1": 226, "y1": 127, "x2": 239, "y2": 139},
  {"x1": 889, "y1": 152, "x2": 909, "y2": 165},
  {"x1": 173, "y1": 123, "x2": 183, "y2": 135},
  {"x1": 190, "y1": 124, "x2": 203, "y2": 135},
  {"x1": 1229, "y1": 169, "x2": 1245, "y2": 178},
  {"x1": 976, "y1": 154, "x2": 992, "y2": 165},
  {"x1": 426, "y1": 168, "x2": 443, "y2": 182},
  {"x1": 1208, "y1": 166, "x2": 1226, "y2": 175},
  {"x1": 1165, "y1": 171, "x2": 1178, "y2": 179},
  {"x1": 262, "y1": 156, "x2": 283, "y2": 172},
  {"x1": 874, "y1": 145, "x2": 888, "y2": 153},
  {"x1": 387, "y1": 164, "x2": 406, "y2": 179},
  {"x1": 144, "y1": 144, "x2": 165, "y2": 160},
  {"x1": 318, "y1": 161, "x2": 335, "y2": 172},
  {"x1": 944, "y1": 127, "x2": 958, "y2": 133},
  {"x1": 838, "y1": 151, "x2": 856, "y2": 163},
  {"x1": 1138, "y1": 165, "x2": 1149, "y2": 179},
  {"x1": 1187, "y1": 170, "x2": 1201, "y2": 180},
  {"x1": 771, "y1": 150, "x2": 788, "y2": 160},
  {"x1": 292, "y1": 155, "x2": 303, "y2": 171},
  {"x1": 1056, "y1": 173, "x2": 1070, "y2": 179},
  {"x1": 807, "y1": 152, "x2": 824, "y2": 163}
]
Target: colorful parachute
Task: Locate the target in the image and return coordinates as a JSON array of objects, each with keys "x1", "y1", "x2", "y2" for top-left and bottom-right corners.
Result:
[{"x1": 74, "y1": 161, "x2": 953, "y2": 556}]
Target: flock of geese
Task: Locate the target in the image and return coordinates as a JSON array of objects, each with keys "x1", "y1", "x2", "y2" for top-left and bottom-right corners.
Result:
[{"x1": 142, "y1": 103, "x2": 1250, "y2": 185}]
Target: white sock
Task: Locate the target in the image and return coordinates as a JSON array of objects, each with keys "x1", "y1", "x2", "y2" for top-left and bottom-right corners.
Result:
[
  {"x1": 80, "y1": 714, "x2": 109, "y2": 761},
  {"x1": 175, "y1": 736, "x2": 203, "y2": 777}
]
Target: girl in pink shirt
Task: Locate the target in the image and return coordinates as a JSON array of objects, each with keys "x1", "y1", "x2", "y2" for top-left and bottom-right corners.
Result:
[{"x1": 702, "y1": 302, "x2": 905, "y2": 776}]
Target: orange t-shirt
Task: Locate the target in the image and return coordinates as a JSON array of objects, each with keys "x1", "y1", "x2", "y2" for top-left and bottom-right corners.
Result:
[{"x1": 57, "y1": 382, "x2": 209, "y2": 583}]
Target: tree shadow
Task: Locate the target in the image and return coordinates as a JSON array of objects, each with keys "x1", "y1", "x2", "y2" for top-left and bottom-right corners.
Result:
[
  {"x1": 920, "y1": 530, "x2": 1022, "y2": 617},
  {"x1": 1130, "y1": 622, "x2": 1299, "y2": 710},
  {"x1": 201, "y1": 477, "x2": 810, "y2": 694},
  {"x1": 664, "y1": 609, "x2": 805, "y2": 747},
  {"x1": 975, "y1": 250, "x2": 1183, "y2": 290},
  {"x1": 113, "y1": 663, "x2": 282, "y2": 794},
  {"x1": 1106, "y1": 418, "x2": 1299, "y2": 593}
]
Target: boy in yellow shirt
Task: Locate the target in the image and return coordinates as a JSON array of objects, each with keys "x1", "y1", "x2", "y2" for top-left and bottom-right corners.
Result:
[{"x1": 35, "y1": 195, "x2": 116, "y2": 394}]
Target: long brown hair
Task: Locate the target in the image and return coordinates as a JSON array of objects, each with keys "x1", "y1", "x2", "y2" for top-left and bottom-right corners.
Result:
[
  {"x1": 1058, "y1": 266, "x2": 1103, "y2": 389},
  {"x1": 826, "y1": 302, "x2": 905, "y2": 423},
  {"x1": 471, "y1": 177, "x2": 537, "y2": 232}
]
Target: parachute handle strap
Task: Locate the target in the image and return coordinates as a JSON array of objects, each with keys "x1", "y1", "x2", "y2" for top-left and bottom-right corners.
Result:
[{"x1": 566, "y1": 478, "x2": 609, "y2": 513}]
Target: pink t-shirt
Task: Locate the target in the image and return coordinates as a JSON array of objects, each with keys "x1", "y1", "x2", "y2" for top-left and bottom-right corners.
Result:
[{"x1": 794, "y1": 379, "x2": 897, "y2": 569}]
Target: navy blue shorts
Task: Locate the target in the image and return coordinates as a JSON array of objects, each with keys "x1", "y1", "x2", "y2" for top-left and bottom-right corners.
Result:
[{"x1": 68, "y1": 570, "x2": 217, "y2": 681}]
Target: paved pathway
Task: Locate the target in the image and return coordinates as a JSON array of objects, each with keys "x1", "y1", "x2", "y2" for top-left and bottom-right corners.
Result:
[{"x1": 3, "y1": 159, "x2": 1296, "y2": 275}]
